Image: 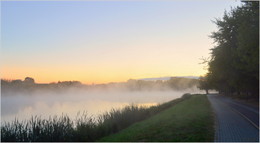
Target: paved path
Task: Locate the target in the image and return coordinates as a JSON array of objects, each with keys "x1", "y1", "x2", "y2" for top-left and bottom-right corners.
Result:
[{"x1": 207, "y1": 94, "x2": 259, "y2": 142}]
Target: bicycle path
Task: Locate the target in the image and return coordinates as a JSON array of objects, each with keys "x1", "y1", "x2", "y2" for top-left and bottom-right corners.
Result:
[{"x1": 207, "y1": 94, "x2": 259, "y2": 142}]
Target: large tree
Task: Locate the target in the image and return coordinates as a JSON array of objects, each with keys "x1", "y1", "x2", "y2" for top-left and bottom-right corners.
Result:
[{"x1": 205, "y1": 1, "x2": 259, "y2": 98}]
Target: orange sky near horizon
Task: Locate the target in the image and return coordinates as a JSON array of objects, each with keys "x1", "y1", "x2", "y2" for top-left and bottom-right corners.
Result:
[
  {"x1": 1, "y1": 1, "x2": 241, "y2": 84},
  {"x1": 2, "y1": 60, "x2": 207, "y2": 84}
]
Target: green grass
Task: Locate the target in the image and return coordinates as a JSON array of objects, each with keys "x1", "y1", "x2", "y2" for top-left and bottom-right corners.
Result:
[
  {"x1": 1, "y1": 94, "x2": 192, "y2": 142},
  {"x1": 99, "y1": 94, "x2": 214, "y2": 142}
]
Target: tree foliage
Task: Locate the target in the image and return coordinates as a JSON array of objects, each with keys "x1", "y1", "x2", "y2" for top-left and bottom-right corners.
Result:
[{"x1": 204, "y1": 1, "x2": 259, "y2": 98}]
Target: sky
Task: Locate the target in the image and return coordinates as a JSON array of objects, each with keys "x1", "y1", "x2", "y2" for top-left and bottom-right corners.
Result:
[{"x1": 1, "y1": 0, "x2": 241, "y2": 84}]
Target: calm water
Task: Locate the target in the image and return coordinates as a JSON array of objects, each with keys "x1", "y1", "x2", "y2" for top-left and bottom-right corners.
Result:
[{"x1": 1, "y1": 89, "x2": 202, "y2": 122}]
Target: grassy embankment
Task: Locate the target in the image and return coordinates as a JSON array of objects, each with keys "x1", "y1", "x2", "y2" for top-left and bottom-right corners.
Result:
[
  {"x1": 100, "y1": 94, "x2": 214, "y2": 142},
  {"x1": 1, "y1": 94, "x2": 192, "y2": 142}
]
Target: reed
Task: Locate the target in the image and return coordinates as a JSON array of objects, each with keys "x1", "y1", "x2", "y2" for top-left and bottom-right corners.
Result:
[{"x1": 1, "y1": 94, "x2": 191, "y2": 142}]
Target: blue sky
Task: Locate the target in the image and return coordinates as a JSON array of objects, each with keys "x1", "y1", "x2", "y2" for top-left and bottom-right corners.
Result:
[{"x1": 1, "y1": 0, "x2": 241, "y2": 83}]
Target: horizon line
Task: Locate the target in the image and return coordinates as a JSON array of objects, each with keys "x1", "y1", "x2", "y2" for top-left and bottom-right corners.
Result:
[{"x1": 1, "y1": 75, "x2": 201, "y2": 85}]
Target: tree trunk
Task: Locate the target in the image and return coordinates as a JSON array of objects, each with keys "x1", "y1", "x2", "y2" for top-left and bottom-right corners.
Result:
[{"x1": 206, "y1": 89, "x2": 209, "y2": 94}]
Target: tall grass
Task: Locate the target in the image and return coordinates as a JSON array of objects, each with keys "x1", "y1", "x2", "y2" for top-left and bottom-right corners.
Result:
[{"x1": 1, "y1": 94, "x2": 192, "y2": 142}]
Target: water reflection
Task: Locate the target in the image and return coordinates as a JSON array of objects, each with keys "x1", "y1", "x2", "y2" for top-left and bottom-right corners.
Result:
[{"x1": 1, "y1": 90, "x2": 199, "y2": 122}]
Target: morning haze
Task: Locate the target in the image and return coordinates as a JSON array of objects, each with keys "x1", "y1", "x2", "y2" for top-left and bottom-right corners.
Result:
[{"x1": 2, "y1": 0, "x2": 258, "y2": 142}]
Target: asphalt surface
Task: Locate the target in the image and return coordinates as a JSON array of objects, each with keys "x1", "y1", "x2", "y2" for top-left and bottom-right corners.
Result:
[{"x1": 207, "y1": 94, "x2": 259, "y2": 142}]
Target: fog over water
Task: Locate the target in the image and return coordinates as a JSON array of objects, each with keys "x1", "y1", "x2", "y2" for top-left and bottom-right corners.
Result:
[{"x1": 1, "y1": 88, "x2": 203, "y2": 122}]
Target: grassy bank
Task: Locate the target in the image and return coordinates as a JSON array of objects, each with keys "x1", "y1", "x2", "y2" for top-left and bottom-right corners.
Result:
[
  {"x1": 100, "y1": 94, "x2": 214, "y2": 142},
  {"x1": 1, "y1": 94, "x2": 192, "y2": 142}
]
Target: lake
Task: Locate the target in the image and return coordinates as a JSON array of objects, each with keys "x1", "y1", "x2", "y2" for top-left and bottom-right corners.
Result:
[{"x1": 1, "y1": 89, "x2": 202, "y2": 122}]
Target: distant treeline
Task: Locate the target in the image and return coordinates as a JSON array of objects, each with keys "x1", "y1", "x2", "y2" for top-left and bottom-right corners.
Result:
[
  {"x1": 1, "y1": 77, "x2": 199, "y2": 94},
  {"x1": 199, "y1": 2, "x2": 259, "y2": 99},
  {"x1": 1, "y1": 77, "x2": 83, "y2": 94}
]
